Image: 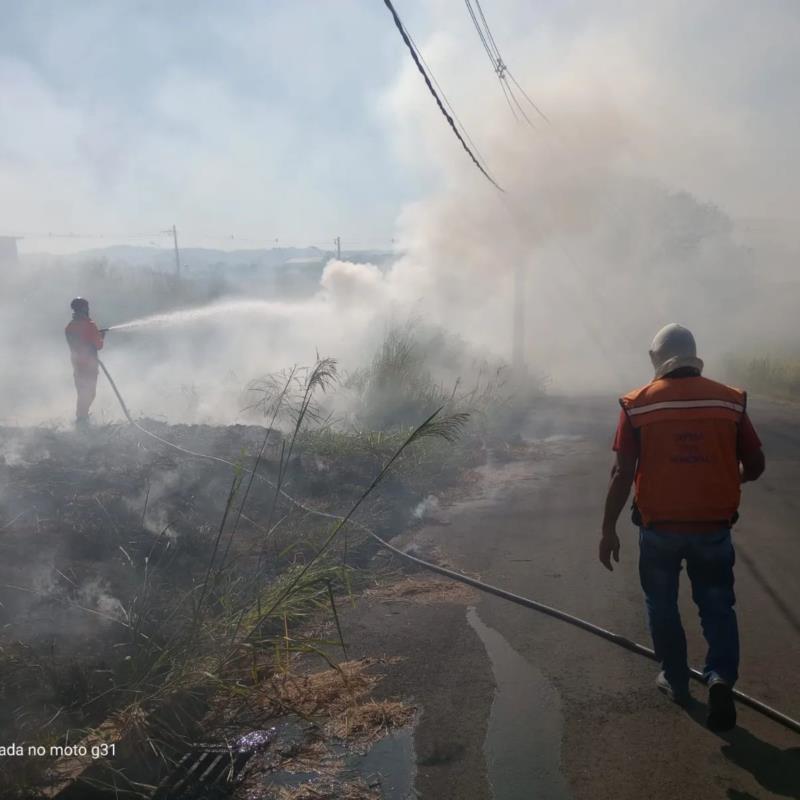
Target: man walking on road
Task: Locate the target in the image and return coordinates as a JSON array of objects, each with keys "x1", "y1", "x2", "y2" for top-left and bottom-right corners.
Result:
[
  {"x1": 65, "y1": 297, "x2": 105, "y2": 426},
  {"x1": 600, "y1": 323, "x2": 765, "y2": 732}
]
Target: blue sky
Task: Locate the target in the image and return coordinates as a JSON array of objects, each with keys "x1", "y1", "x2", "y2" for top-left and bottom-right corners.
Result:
[
  {"x1": 1, "y1": 1, "x2": 798, "y2": 253},
  {"x1": 0, "y1": 0, "x2": 432, "y2": 250}
]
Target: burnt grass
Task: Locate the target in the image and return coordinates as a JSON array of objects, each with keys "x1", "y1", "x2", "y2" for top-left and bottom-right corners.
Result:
[{"x1": 0, "y1": 419, "x2": 486, "y2": 792}]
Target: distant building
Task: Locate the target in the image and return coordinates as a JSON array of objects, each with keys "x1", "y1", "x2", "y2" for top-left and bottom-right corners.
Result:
[{"x1": 0, "y1": 237, "x2": 19, "y2": 267}]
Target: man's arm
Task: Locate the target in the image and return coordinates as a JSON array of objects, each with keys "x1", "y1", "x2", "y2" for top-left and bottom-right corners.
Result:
[
  {"x1": 89, "y1": 322, "x2": 104, "y2": 351},
  {"x1": 741, "y1": 448, "x2": 765, "y2": 483},
  {"x1": 738, "y1": 413, "x2": 765, "y2": 483},
  {"x1": 600, "y1": 451, "x2": 637, "y2": 571}
]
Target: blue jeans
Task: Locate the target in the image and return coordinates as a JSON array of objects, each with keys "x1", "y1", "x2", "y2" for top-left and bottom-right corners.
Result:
[{"x1": 639, "y1": 528, "x2": 739, "y2": 690}]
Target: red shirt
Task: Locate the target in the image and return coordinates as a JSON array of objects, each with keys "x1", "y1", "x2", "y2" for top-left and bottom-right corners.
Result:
[
  {"x1": 65, "y1": 316, "x2": 104, "y2": 372},
  {"x1": 613, "y1": 408, "x2": 762, "y2": 459}
]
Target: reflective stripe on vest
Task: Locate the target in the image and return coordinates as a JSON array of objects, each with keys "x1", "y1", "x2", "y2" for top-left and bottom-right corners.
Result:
[
  {"x1": 620, "y1": 376, "x2": 745, "y2": 527},
  {"x1": 627, "y1": 398, "x2": 745, "y2": 417}
]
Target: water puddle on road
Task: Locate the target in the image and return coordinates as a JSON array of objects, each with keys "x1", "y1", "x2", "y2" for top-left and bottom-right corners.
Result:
[
  {"x1": 467, "y1": 607, "x2": 571, "y2": 800},
  {"x1": 348, "y1": 726, "x2": 417, "y2": 798},
  {"x1": 255, "y1": 723, "x2": 416, "y2": 799}
]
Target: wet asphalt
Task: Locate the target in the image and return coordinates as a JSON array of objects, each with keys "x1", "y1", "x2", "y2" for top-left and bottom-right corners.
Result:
[{"x1": 343, "y1": 394, "x2": 800, "y2": 800}]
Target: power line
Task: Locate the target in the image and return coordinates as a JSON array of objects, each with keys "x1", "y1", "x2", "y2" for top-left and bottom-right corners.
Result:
[
  {"x1": 6, "y1": 231, "x2": 164, "y2": 240},
  {"x1": 473, "y1": 0, "x2": 503, "y2": 61},
  {"x1": 464, "y1": 0, "x2": 498, "y2": 66},
  {"x1": 463, "y1": 0, "x2": 551, "y2": 128},
  {"x1": 506, "y1": 68, "x2": 551, "y2": 125},
  {"x1": 382, "y1": 0, "x2": 503, "y2": 191},
  {"x1": 402, "y1": 24, "x2": 488, "y2": 167},
  {"x1": 7, "y1": 231, "x2": 398, "y2": 249},
  {"x1": 464, "y1": 0, "x2": 532, "y2": 129},
  {"x1": 498, "y1": 75, "x2": 519, "y2": 121}
]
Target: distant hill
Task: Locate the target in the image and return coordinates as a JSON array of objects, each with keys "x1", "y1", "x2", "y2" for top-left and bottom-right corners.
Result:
[
  {"x1": 21, "y1": 244, "x2": 398, "y2": 276},
  {"x1": 62, "y1": 245, "x2": 328, "y2": 271}
]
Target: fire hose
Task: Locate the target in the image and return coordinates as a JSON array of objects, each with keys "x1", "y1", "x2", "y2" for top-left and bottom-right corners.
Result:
[{"x1": 98, "y1": 358, "x2": 800, "y2": 736}]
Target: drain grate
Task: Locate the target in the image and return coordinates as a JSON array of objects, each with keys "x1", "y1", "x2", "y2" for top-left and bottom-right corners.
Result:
[{"x1": 152, "y1": 730, "x2": 275, "y2": 800}]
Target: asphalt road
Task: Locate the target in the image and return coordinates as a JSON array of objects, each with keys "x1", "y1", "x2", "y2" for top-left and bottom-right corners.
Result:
[{"x1": 391, "y1": 394, "x2": 800, "y2": 800}]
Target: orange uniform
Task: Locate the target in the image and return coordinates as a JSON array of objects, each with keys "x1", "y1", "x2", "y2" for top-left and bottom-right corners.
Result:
[
  {"x1": 65, "y1": 317, "x2": 104, "y2": 420},
  {"x1": 619, "y1": 375, "x2": 747, "y2": 527}
]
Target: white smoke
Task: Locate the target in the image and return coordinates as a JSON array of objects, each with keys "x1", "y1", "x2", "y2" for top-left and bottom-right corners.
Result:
[
  {"x1": 0, "y1": 1, "x2": 798, "y2": 424},
  {"x1": 77, "y1": 577, "x2": 127, "y2": 622},
  {"x1": 413, "y1": 494, "x2": 441, "y2": 521}
]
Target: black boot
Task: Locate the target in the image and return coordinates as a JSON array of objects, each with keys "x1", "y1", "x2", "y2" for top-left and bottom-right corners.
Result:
[{"x1": 707, "y1": 680, "x2": 736, "y2": 732}]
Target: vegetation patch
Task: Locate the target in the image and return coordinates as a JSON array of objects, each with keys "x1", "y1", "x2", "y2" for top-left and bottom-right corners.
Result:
[
  {"x1": 0, "y1": 323, "x2": 536, "y2": 796},
  {"x1": 364, "y1": 574, "x2": 478, "y2": 606},
  {"x1": 725, "y1": 354, "x2": 800, "y2": 401},
  {"x1": 271, "y1": 778, "x2": 379, "y2": 800}
]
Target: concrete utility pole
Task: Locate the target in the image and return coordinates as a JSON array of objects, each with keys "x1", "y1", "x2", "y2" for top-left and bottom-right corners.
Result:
[
  {"x1": 335, "y1": 236, "x2": 341, "y2": 259},
  {"x1": 512, "y1": 262, "x2": 526, "y2": 372},
  {"x1": 162, "y1": 225, "x2": 181, "y2": 279},
  {"x1": 171, "y1": 224, "x2": 181, "y2": 279}
]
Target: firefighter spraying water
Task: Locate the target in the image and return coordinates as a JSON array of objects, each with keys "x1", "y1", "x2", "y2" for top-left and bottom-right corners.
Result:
[{"x1": 64, "y1": 297, "x2": 107, "y2": 427}]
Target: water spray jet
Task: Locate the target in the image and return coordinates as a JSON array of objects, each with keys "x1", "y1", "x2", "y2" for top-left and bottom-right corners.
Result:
[{"x1": 103, "y1": 299, "x2": 315, "y2": 333}]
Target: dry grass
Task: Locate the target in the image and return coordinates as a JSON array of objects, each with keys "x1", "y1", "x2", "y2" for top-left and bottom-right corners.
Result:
[
  {"x1": 280, "y1": 740, "x2": 341, "y2": 776},
  {"x1": 365, "y1": 574, "x2": 477, "y2": 606},
  {"x1": 273, "y1": 778, "x2": 379, "y2": 800},
  {"x1": 246, "y1": 658, "x2": 414, "y2": 745},
  {"x1": 259, "y1": 658, "x2": 376, "y2": 717},
  {"x1": 329, "y1": 698, "x2": 414, "y2": 739}
]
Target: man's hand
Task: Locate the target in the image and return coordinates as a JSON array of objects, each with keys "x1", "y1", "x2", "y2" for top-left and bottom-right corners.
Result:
[
  {"x1": 600, "y1": 451, "x2": 634, "y2": 572},
  {"x1": 599, "y1": 527, "x2": 620, "y2": 571},
  {"x1": 740, "y1": 448, "x2": 765, "y2": 483}
]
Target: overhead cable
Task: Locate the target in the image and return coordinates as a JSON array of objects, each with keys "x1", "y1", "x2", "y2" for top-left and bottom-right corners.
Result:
[
  {"x1": 403, "y1": 24, "x2": 488, "y2": 166},
  {"x1": 464, "y1": 0, "x2": 551, "y2": 127},
  {"x1": 382, "y1": 0, "x2": 503, "y2": 191}
]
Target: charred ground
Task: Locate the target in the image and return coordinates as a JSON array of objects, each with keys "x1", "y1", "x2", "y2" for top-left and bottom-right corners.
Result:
[{"x1": 0, "y1": 411, "x2": 493, "y2": 797}]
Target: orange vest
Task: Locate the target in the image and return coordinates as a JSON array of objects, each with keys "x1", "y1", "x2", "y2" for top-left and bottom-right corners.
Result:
[{"x1": 620, "y1": 376, "x2": 745, "y2": 527}]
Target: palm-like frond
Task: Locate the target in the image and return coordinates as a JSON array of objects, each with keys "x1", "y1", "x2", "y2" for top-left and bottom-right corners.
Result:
[
  {"x1": 306, "y1": 356, "x2": 338, "y2": 395},
  {"x1": 407, "y1": 410, "x2": 471, "y2": 445}
]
